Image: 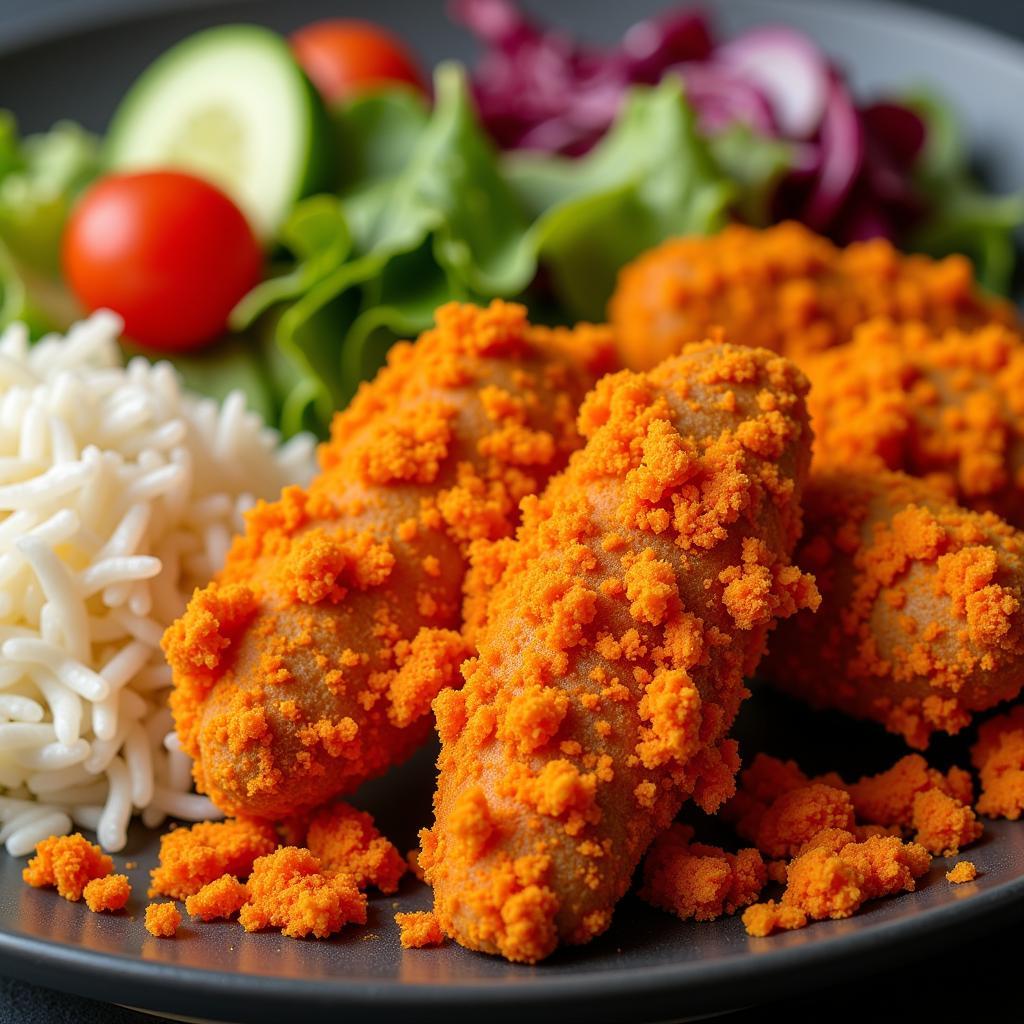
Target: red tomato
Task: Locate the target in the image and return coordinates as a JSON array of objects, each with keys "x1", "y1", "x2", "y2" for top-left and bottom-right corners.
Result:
[
  {"x1": 290, "y1": 19, "x2": 425, "y2": 104},
  {"x1": 62, "y1": 171, "x2": 263, "y2": 353}
]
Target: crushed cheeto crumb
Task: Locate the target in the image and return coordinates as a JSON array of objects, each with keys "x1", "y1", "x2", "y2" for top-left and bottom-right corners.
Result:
[
  {"x1": 239, "y1": 847, "x2": 366, "y2": 939},
  {"x1": 23, "y1": 834, "x2": 113, "y2": 901},
  {"x1": 972, "y1": 706, "x2": 1024, "y2": 819},
  {"x1": 149, "y1": 818, "x2": 278, "y2": 900},
  {"x1": 185, "y1": 874, "x2": 250, "y2": 921},
  {"x1": 145, "y1": 903, "x2": 181, "y2": 938},
  {"x1": 306, "y1": 802, "x2": 406, "y2": 893},
  {"x1": 946, "y1": 861, "x2": 978, "y2": 884},
  {"x1": 395, "y1": 910, "x2": 446, "y2": 948},
  {"x1": 754, "y1": 784, "x2": 855, "y2": 858},
  {"x1": 83, "y1": 874, "x2": 131, "y2": 913},
  {"x1": 639, "y1": 824, "x2": 765, "y2": 921}
]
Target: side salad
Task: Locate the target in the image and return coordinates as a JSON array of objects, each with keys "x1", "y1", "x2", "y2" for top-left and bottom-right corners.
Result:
[{"x1": 1, "y1": 3, "x2": 1020, "y2": 437}]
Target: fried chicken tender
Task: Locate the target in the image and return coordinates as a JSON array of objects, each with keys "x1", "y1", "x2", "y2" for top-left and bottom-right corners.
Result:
[
  {"x1": 420, "y1": 343, "x2": 817, "y2": 963},
  {"x1": 609, "y1": 222, "x2": 1014, "y2": 371},
  {"x1": 805, "y1": 320, "x2": 1024, "y2": 525},
  {"x1": 765, "y1": 469, "x2": 1024, "y2": 747},
  {"x1": 164, "y1": 301, "x2": 613, "y2": 819}
]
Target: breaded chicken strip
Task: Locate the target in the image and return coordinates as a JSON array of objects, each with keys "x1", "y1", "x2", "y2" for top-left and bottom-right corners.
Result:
[
  {"x1": 804, "y1": 319, "x2": 1024, "y2": 526},
  {"x1": 163, "y1": 301, "x2": 614, "y2": 819},
  {"x1": 765, "y1": 469, "x2": 1024, "y2": 748},
  {"x1": 420, "y1": 343, "x2": 817, "y2": 963},
  {"x1": 609, "y1": 222, "x2": 1014, "y2": 371}
]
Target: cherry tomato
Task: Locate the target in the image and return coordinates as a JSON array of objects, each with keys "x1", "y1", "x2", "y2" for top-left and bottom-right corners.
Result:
[
  {"x1": 62, "y1": 171, "x2": 263, "y2": 353},
  {"x1": 290, "y1": 19, "x2": 425, "y2": 104}
]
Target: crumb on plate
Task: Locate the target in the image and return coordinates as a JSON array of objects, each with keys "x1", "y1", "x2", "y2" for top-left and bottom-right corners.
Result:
[
  {"x1": 238, "y1": 847, "x2": 366, "y2": 939},
  {"x1": 83, "y1": 874, "x2": 131, "y2": 913},
  {"x1": 185, "y1": 874, "x2": 249, "y2": 921},
  {"x1": 23, "y1": 834, "x2": 114, "y2": 902},
  {"x1": 946, "y1": 861, "x2": 978, "y2": 884},
  {"x1": 395, "y1": 910, "x2": 446, "y2": 948},
  {"x1": 145, "y1": 902, "x2": 182, "y2": 938}
]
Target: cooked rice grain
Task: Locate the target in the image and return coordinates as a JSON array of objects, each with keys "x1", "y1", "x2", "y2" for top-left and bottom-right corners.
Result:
[{"x1": 0, "y1": 312, "x2": 314, "y2": 851}]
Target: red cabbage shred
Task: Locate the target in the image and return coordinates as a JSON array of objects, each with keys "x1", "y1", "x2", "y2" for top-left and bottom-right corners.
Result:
[{"x1": 452, "y1": 0, "x2": 929, "y2": 244}]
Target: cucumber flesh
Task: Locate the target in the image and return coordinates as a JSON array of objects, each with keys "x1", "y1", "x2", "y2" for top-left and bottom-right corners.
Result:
[{"x1": 105, "y1": 25, "x2": 332, "y2": 240}]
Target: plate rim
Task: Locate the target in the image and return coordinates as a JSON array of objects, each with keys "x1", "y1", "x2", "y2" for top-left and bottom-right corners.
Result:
[
  {"x1": 2, "y1": 863, "x2": 1024, "y2": 1021},
  {"x1": 3, "y1": 0, "x2": 1024, "y2": 1019}
]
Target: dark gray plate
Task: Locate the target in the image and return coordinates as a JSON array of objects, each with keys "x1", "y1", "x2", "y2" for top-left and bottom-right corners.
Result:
[{"x1": 3, "y1": 1, "x2": 1024, "y2": 1021}]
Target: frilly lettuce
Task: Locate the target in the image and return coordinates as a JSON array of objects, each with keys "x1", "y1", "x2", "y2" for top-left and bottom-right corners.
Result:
[
  {"x1": 234, "y1": 65, "x2": 745, "y2": 435},
  {"x1": 0, "y1": 114, "x2": 99, "y2": 332}
]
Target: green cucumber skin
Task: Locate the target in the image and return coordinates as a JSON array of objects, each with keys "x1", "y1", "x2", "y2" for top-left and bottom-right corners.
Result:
[
  {"x1": 296, "y1": 67, "x2": 335, "y2": 200},
  {"x1": 104, "y1": 24, "x2": 335, "y2": 238}
]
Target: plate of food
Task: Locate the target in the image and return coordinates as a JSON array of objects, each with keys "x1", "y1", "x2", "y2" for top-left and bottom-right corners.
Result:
[{"x1": 1, "y1": 0, "x2": 1024, "y2": 1021}]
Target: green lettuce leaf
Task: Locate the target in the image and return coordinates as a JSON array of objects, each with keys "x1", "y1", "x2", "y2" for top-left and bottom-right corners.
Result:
[
  {"x1": 236, "y1": 63, "x2": 536, "y2": 428},
  {"x1": 905, "y1": 91, "x2": 1024, "y2": 295},
  {"x1": 239, "y1": 69, "x2": 736, "y2": 433},
  {"x1": 0, "y1": 113, "x2": 99, "y2": 333},
  {"x1": 708, "y1": 123, "x2": 793, "y2": 227},
  {"x1": 507, "y1": 77, "x2": 737, "y2": 320}
]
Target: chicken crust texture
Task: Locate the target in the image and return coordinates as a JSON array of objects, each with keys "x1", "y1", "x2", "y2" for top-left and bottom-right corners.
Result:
[
  {"x1": 804, "y1": 319, "x2": 1024, "y2": 526},
  {"x1": 164, "y1": 301, "x2": 613, "y2": 818},
  {"x1": 610, "y1": 222, "x2": 1014, "y2": 371},
  {"x1": 420, "y1": 342, "x2": 816, "y2": 962},
  {"x1": 766, "y1": 469, "x2": 1024, "y2": 746}
]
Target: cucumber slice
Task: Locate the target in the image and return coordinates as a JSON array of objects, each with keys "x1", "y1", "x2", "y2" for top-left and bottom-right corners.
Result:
[{"x1": 105, "y1": 25, "x2": 332, "y2": 240}]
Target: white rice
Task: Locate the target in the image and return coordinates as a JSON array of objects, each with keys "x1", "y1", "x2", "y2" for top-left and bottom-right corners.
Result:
[{"x1": 0, "y1": 311, "x2": 315, "y2": 852}]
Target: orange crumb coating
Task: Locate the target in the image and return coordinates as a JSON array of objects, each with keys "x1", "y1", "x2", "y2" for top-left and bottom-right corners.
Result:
[
  {"x1": 145, "y1": 902, "x2": 181, "y2": 938},
  {"x1": 421, "y1": 342, "x2": 817, "y2": 963},
  {"x1": 164, "y1": 301, "x2": 612, "y2": 820},
  {"x1": 185, "y1": 874, "x2": 249, "y2": 921},
  {"x1": 765, "y1": 468, "x2": 1024, "y2": 747},
  {"x1": 845, "y1": 754, "x2": 974, "y2": 827},
  {"x1": 23, "y1": 834, "x2": 113, "y2": 901},
  {"x1": 725, "y1": 753, "x2": 980, "y2": 857},
  {"x1": 638, "y1": 824, "x2": 765, "y2": 921},
  {"x1": 720, "y1": 752, "x2": 810, "y2": 840},
  {"x1": 754, "y1": 784, "x2": 855, "y2": 858},
  {"x1": 306, "y1": 802, "x2": 406, "y2": 893},
  {"x1": 149, "y1": 818, "x2": 277, "y2": 900},
  {"x1": 742, "y1": 899, "x2": 808, "y2": 937},
  {"x1": 609, "y1": 221, "x2": 1014, "y2": 371},
  {"x1": 804, "y1": 319, "x2": 1024, "y2": 526},
  {"x1": 971, "y1": 706, "x2": 1024, "y2": 819},
  {"x1": 946, "y1": 861, "x2": 977, "y2": 883},
  {"x1": 406, "y1": 848, "x2": 425, "y2": 882},
  {"x1": 910, "y1": 788, "x2": 982, "y2": 856},
  {"x1": 395, "y1": 910, "x2": 446, "y2": 948},
  {"x1": 744, "y1": 832, "x2": 930, "y2": 936},
  {"x1": 238, "y1": 846, "x2": 366, "y2": 939},
  {"x1": 83, "y1": 874, "x2": 131, "y2": 913}
]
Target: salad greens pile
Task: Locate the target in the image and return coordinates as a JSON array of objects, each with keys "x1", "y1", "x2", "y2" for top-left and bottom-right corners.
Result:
[{"x1": 231, "y1": 66, "x2": 752, "y2": 434}]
